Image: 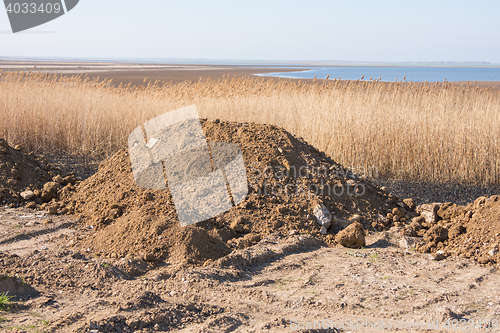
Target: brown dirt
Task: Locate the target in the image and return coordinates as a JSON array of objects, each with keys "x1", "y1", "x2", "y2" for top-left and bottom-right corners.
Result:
[
  {"x1": 62, "y1": 120, "x2": 397, "y2": 267},
  {"x1": 1, "y1": 119, "x2": 500, "y2": 332},
  {"x1": 1, "y1": 213, "x2": 499, "y2": 332},
  {"x1": 411, "y1": 195, "x2": 500, "y2": 264},
  {"x1": 0, "y1": 139, "x2": 75, "y2": 207}
]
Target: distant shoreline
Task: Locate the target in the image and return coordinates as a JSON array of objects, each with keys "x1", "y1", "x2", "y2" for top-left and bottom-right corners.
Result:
[{"x1": 1, "y1": 60, "x2": 500, "y2": 92}]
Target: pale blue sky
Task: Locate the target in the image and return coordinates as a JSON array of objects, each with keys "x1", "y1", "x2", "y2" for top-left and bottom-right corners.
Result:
[{"x1": 1, "y1": 0, "x2": 499, "y2": 62}]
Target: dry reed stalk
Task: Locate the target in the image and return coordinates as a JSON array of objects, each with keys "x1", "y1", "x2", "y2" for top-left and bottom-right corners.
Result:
[{"x1": 0, "y1": 71, "x2": 498, "y2": 185}]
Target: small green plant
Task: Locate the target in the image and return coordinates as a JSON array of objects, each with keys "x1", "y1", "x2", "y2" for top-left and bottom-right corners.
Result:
[
  {"x1": 370, "y1": 252, "x2": 379, "y2": 262},
  {"x1": 346, "y1": 250, "x2": 365, "y2": 258},
  {"x1": 0, "y1": 316, "x2": 9, "y2": 323},
  {"x1": 380, "y1": 276, "x2": 390, "y2": 280},
  {"x1": 0, "y1": 293, "x2": 13, "y2": 311},
  {"x1": 101, "y1": 262, "x2": 109, "y2": 268},
  {"x1": 41, "y1": 319, "x2": 50, "y2": 326},
  {"x1": 14, "y1": 324, "x2": 37, "y2": 330}
]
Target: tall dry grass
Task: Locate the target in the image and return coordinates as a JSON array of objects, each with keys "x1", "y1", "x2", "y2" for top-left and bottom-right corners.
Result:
[{"x1": 0, "y1": 70, "x2": 499, "y2": 185}]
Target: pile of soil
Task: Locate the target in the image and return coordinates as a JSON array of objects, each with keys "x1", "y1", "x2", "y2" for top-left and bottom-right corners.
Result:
[
  {"x1": 0, "y1": 139, "x2": 77, "y2": 208},
  {"x1": 63, "y1": 120, "x2": 403, "y2": 266},
  {"x1": 411, "y1": 195, "x2": 500, "y2": 264}
]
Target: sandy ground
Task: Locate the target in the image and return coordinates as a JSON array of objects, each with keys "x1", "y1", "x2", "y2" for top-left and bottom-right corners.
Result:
[
  {"x1": 1, "y1": 206, "x2": 499, "y2": 333},
  {"x1": 0, "y1": 60, "x2": 299, "y2": 86}
]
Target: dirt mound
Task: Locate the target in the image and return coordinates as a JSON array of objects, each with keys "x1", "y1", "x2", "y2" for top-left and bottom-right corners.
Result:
[
  {"x1": 64, "y1": 120, "x2": 403, "y2": 266},
  {"x1": 0, "y1": 138, "x2": 77, "y2": 208},
  {"x1": 407, "y1": 195, "x2": 500, "y2": 264}
]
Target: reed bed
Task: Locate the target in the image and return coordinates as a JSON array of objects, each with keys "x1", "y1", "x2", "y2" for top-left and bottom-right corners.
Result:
[{"x1": 0, "y1": 70, "x2": 499, "y2": 185}]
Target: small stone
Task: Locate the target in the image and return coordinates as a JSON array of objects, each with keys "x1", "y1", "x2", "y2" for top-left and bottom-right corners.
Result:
[
  {"x1": 408, "y1": 219, "x2": 422, "y2": 232},
  {"x1": 13, "y1": 145, "x2": 22, "y2": 151},
  {"x1": 169, "y1": 291, "x2": 178, "y2": 297},
  {"x1": 52, "y1": 174, "x2": 64, "y2": 184},
  {"x1": 41, "y1": 181, "x2": 61, "y2": 202},
  {"x1": 430, "y1": 250, "x2": 447, "y2": 261},
  {"x1": 424, "y1": 225, "x2": 448, "y2": 243},
  {"x1": 230, "y1": 216, "x2": 245, "y2": 232},
  {"x1": 43, "y1": 219, "x2": 53, "y2": 224},
  {"x1": 26, "y1": 202, "x2": 37, "y2": 209},
  {"x1": 392, "y1": 207, "x2": 405, "y2": 218},
  {"x1": 20, "y1": 190, "x2": 35, "y2": 200},
  {"x1": 348, "y1": 214, "x2": 362, "y2": 223},
  {"x1": 334, "y1": 222, "x2": 365, "y2": 248},
  {"x1": 144, "y1": 253, "x2": 155, "y2": 262},
  {"x1": 416, "y1": 203, "x2": 441, "y2": 225},
  {"x1": 403, "y1": 198, "x2": 416, "y2": 211},
  {"x1": 489, "y1": 248, "x2": 498, "y2": 256},
  {"x1": 7, "y1": 178, "x2": 17, "y2": 186},
  {"x1": 313, "y1": 203, "x2": 332, "y2": 229},
  {"x1": 66, "y1": 239, "x2": 75, "y2": 247}
]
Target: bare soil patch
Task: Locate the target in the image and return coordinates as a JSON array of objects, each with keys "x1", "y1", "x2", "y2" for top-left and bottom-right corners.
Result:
[{"x1": 0, "y1": 120, "x2": 499, "y2": 332}]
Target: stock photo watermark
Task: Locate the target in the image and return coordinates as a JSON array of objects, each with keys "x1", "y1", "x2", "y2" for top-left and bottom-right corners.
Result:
[
  {"x1": 247, "y1": 162, "x2": 378, "y2": 198},
  {"x1": 290, "y1": 317, "x2": 499, "y2": 331},
  {"x1": 3, "y1": 0, "x2": 79, "y2": 33},
  {"x1": 128, "y1": 105, "x2": 248, "y2": 227}
]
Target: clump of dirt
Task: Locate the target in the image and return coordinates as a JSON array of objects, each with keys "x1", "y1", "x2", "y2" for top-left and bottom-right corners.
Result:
[
  {"x1": 63, "y1": 120, "x2": 406, "y2": 266},
  {"x1": 0, "y1": 139, "x2": 78, "y2": 209},
  {"x1": 405, "y1": 195, "x2": 500, "y2": 264}
]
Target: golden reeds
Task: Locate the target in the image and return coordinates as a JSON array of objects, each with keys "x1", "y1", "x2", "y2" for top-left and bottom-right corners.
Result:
[{"x1": 0, "y1": 70, "x2": 499, "y2": 185}]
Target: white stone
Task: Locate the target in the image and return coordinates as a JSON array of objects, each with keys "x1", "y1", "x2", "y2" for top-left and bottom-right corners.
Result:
[
  {"x1": 313, "y1": 204, "x2": 331, "y2": 229},
  {"x1": 20, "y1": 190, "x2": 35, "y2": 200}
]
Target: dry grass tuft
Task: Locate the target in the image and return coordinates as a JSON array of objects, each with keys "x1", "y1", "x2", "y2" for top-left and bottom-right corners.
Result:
[{"x1": 0, "y1": 71, "x2": 499, "y2": 185}]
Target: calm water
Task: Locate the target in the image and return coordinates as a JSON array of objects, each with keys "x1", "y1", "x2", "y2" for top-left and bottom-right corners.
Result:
[{"x1": 256, "y1": 66, "x2": 500, "y2": 82}]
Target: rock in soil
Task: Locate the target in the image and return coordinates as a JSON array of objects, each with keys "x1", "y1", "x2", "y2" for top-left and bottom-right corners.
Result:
[{"x1": 335, "y1": 221, "x2": 366, "y2": 248}]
